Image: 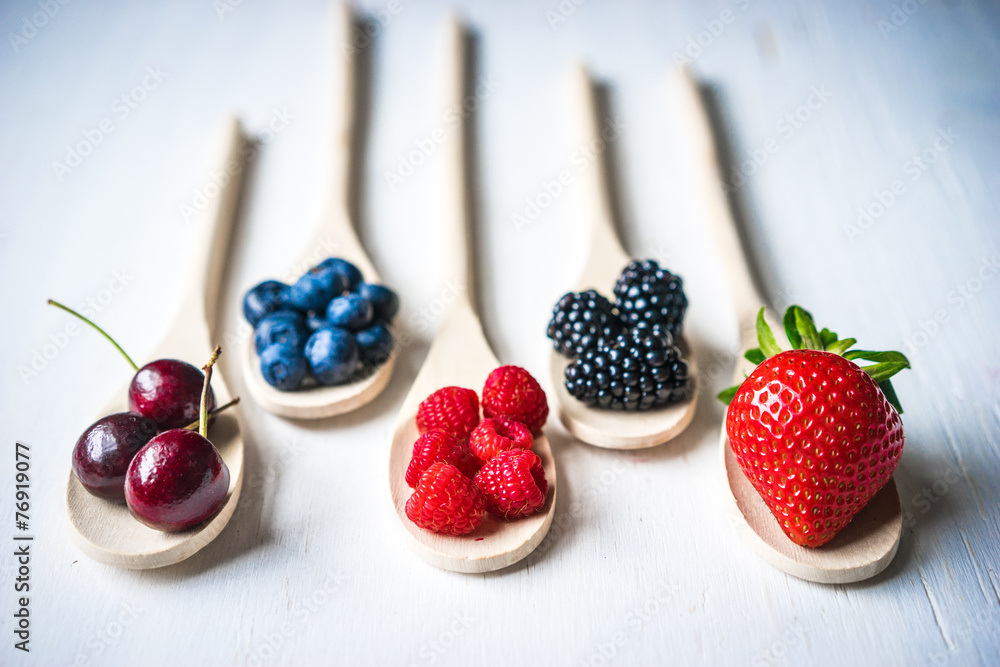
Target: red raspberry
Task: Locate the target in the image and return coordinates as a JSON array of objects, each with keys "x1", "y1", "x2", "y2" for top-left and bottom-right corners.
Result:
[
  {"x1": 416, "y1": 386, "x2": 480, "y2": 439},
  {"x1": 474, "y1": 449, "x2": 548, "y2": 519},
  {"x1": 406, "y1": 462, "x2": 486, "y2": 536},
  {"x1": 469, "y1": 417, "x2": 533, "y2": 463},
  {"x1": 405, "y1": 429, "x2": 479, "y2": 487},
  {"x1": 481, "y1": 366, "x2": 549, "y2": 433}
]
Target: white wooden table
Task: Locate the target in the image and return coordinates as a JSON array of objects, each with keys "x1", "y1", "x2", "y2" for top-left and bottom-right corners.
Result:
[{"x1": 2, "y1": 1, "x2": 998, "y2": 665}]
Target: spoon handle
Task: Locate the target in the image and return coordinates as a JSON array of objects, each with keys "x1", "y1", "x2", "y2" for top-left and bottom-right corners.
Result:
[
  {"x1": 672, "y1": 69, "x2": 763, "y2": 338},
  {"x1": 438, "y1": 15, "x2": 475, "y2": 312},
  {"x1": 573, "y1": 65, "x2": 630, "y2": 291}
]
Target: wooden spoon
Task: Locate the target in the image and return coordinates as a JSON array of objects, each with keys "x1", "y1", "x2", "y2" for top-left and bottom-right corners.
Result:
[
  {"x1": 66, "y1": 117, "x2": 248, "y2": 569},
  {"x1": 242, "y1": 2, "x2": 396, "y2": 419},
  {"x1": 670, "y1": 68, "x2": 902, "y2": 583},
  {"x1": 387, "y1": 16, "x2": 556, "y2": 573},
  {"x1": 548, "y1": 65, "x2": 699, "y2": 450}
]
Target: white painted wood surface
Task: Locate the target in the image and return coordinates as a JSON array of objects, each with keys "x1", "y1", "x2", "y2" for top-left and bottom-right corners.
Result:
[{"x1": 1, "y1": 1, "x2": 998, "y2": 665}]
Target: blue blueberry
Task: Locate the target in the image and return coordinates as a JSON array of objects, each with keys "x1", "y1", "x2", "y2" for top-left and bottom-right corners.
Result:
[
  {"x1": 316, "y1": 257, "x2": 363, "y2": 291},
  {"x1": 243, "y1": 280, "x2": 291, "y2": 326},
  {"x1": 304, "y1": 327, "x2": 359, "y2": 385},
  {"x1": 254, "y1": 311, "x2": 307, "y2": 355},
  {"x1": 259, "y1": 343, "x2": 308, "y2": 391},
  {"x1": 355, "y1": 322, "x2": 394, "y2": 366},
  {"x1": 288, "y1": 267, "x2": 348, "y2": 312},
  {"x1": 305, "y1": 311, "x2": 329, "y2": 331},
  {"x1": 326, "y1": 293, "x2": 374, "y2": 331},
  {"x1": 358, "y1": 283, "x2": 399, "y2": 321}
]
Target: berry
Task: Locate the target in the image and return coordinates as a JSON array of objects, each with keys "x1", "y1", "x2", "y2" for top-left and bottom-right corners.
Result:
[
  {"x1": 405, "y1": 429, "x2": 479, "y2": 487},
  {"x1": 564, "y1": 324, "x2": 689, "y2": 411},
  {"x1": 253, "y1": 310, "x2": 307, "y2": 354},
  {"x1": 720, "y1": 306, "x2": 910, "y2": 547},
  {"x1": 305, "y1": 311, "x2": 329, "y2": 331},
  {"x1": 73, "y1": 412, "x2": 158, "y2": 502},
  {"x1": 260, "y1": 343, "x2": 308, "y2": 391},
  {"x1": 359, "y1": 282, "x2": 399, "y2": 321},
  {"x1": 243, "y1": 280, "x2": 291, "y2": 326},
  {"x1": 469, "y1": 417, "x2": 532, "y2": 462},
  {"x1": 129, "y1": 359, "x2": 216, "y2": 431},
  {"x1": 289, "y1": 266, "x2": 346, "y2": 313},
  {"x1": 613, "y1": 259, "x2": 687, "y2": 337},
  {"x1": 546, "y1": 289, "x2": 624, "y2": 359},
  {"x1": 405, "y1": 462, "x2": 485, "y2": 536},
  {"x1": 416, "y1": 386, "x2": 480, "y2": 439},
  {"x1": 481, "y1": 366, "x2": 549, "y2": 433},
  {"x1": 355, "y1": 322, "x2": 394, "y2": 366},
  {"x1": 304, "y1": 327, "x2": 359, "y2": 385},
  {"x1": 316, "y1": 257, "x2": 363, "y2": 292},
  {"x1": 474, "y1": 449, "x2": 548, "y2": 519},
  {"x1": 326, "y1": 293, "x2": 374, "y2": 331}
]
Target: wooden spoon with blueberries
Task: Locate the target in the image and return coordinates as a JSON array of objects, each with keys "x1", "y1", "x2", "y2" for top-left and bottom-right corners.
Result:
[
  {"x1": 546, "y1": 65, "x2": 698, "y2": 450},
  {"x1": 240, "y1": 3, "x2": 398, "y2": 419},
  {"x1": 59, "y1": 117, "x2": 248, "y2": 569},
  {"x1": 387, "y1": 16, "x2": 556, "y2": 573}
]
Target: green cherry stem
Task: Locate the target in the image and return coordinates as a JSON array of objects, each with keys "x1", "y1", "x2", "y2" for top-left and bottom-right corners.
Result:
[
  {"x1": 199, "y1": 346, "x2": 222, "y2": 438},
  {"x1": 46, "y1": 299, "x2": 139, "y2": 371},
  {"x1": 183, "y1": 397, "x2": 240, "y2": 431}
]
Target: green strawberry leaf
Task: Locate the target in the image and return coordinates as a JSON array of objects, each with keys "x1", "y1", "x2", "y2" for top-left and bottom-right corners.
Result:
[
  {"x1": 825, "y1": 337, "x2": 857, "y2": 356},
  {"x1": 879, "y1": 379, "x2": 904, "y2": 414},
  {"x1": 819, "y1": 327, "x2": 839, "y2": 348},
  {"x1": 862, "y1": 361, "x2": 910, "y2": 384},
  {"x1": 844, "y1": 350, "x2": 910, "y2": 366},
  {"x1": 756, "y1": 308, "x2": 782, "y2": 357},
  {"x1": 783, "y1": 307, "x2": 803, "y2": 349},
  {"x1": 744, "y1": 348, "x2": 765, "y2": 364},
  {"x1": 793, "y1": 306, "x2": 823, "y2": 350},
  {"x1": 717, "y1": 385, "x2": 739, "y2": 405}
]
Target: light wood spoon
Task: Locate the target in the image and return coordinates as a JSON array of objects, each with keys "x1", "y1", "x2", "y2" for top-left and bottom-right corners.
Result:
[
  {"x1": 242, "y1": 2, "x2": 396, "y2": 419},
  {"x1": 669, "y1": 68, "x2": 902, "y2": 583},
  {"x1": 387, "y1": 16, "x2": 556, "y2": 573},
  {"x1": 66, "y1": 117, "x2": 248, "y2": 569},
  {"x1": 548, "y1": 65, "x2": 699, "y2": 450}
]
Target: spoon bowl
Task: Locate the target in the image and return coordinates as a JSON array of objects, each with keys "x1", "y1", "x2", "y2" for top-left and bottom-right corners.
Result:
[{"x1": 66, "y1": 117, "x2": 247, "y2": 569}]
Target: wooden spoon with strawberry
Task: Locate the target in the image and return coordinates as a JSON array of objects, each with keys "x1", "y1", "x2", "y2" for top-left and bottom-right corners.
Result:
[{"x1": 670, "y1": 67, "x2": 909, "y2": 582}]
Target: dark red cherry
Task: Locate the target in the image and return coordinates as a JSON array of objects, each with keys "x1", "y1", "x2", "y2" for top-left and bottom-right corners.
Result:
[
  {"x1": 129, "y1": 359, "x2": 216, "y2": 431},
  {"x1": 124, "y1": 429, "x2": 230, "y2": 532},
  {"x1": 72, "y1": 412, "x2": 158, "y2": 502}
]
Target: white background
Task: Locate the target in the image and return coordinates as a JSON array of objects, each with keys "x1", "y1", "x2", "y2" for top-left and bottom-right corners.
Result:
[{"x1": 2, "y1": 0, "x2": 999, "y2": 665}]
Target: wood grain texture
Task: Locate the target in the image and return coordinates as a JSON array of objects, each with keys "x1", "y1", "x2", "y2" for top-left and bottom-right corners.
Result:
[{"x1": 3, "y1": 1, "x2": 999, "y2": 665}]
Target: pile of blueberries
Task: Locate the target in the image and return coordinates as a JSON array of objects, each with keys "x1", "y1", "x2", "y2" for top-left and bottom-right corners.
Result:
[{"x1": 243, "y1": 257, "x2": 399, "y2": 391}]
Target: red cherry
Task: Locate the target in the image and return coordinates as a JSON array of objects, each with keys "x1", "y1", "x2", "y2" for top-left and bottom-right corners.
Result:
[
  {"x1": 72, "y1": 412, "x2": 158, "y2": 502},
  {"x1": 129, "y1": 359, "x2": 216, "y2": 431}
]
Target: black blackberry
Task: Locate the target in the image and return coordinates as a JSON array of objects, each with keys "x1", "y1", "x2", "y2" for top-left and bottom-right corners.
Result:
[
  {"x1": 613, "y1": 259, "x2": 687, "y2": 337},
  {"x1": 547, "y1": 290, "x2": 625, "y2": 359},
  {"x1": 563, "y1": 324, "x2": 689, "y2": 411}
]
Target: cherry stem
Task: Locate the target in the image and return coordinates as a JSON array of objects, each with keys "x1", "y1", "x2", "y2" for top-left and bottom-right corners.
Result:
[
  {"x1": 183, "y1": 397, "x2": 240, "y2": 431},
  {"x1": 46, "y1": 299, "x2": 138, "y2": 371},
  {"x1": 200, "y1": 346, "x2": 221, "y2": 438}
]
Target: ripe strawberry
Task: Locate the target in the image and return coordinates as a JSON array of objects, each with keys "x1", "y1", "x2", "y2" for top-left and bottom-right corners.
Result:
[
  {"x1": 415, "y1": 386, "x2": 480, "y2": 439},
  {"x1": 405, "y1": 462, "x2": 486, "y2": 536},
  {"x1": 469, "y1": 417, "x2": 533, "y2": 463},
  {"x1": 481, "y1": 365, "x2": 549, "y2": 433},
  {"x1": 719, "y1": 306, "x2": 910, "y2": 548},
  {"x1": 405, "y1": 429, "x2": 480, "y2": 488},
  {"x1": 474, "y1": 449, "x2": 548, "y2": 519}
]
